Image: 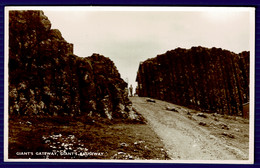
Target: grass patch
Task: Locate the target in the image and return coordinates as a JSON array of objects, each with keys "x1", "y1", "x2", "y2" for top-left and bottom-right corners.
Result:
[{"x1": 9, "y1": 115, "x2": 169, "y2": 160}]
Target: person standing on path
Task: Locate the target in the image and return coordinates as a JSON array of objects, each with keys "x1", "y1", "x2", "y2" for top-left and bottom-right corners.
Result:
[{"x1": 129, "y1": 84, "x2": 133, "y2": 97}]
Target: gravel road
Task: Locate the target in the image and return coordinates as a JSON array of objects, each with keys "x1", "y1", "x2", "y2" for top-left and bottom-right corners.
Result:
[{"x1": 130, "y1": 97, "x2": 249, "y2": 160}]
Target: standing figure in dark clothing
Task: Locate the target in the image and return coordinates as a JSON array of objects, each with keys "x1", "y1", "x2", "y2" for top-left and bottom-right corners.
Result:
[{"x1": 129, "y1": 84, "x2": 133, "y2": 97}]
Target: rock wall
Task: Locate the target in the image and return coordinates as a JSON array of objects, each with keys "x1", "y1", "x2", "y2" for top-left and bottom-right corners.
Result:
[
  {"x1": 136, "y1": 47, "x2": 249, "y2": 117},
  {"x1": 9, "y1": 10, "x2": 134, "y2": 120}
]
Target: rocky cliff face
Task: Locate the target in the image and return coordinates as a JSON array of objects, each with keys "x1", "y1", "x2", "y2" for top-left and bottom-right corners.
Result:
[
  {"x1": 9, "y1": 10, "x2": 135, "y2": 120},
  {"x1": 136, "y1": 47, "x2": 249, "y2": 117}
]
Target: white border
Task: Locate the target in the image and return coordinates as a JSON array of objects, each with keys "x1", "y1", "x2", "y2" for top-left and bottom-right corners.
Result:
[
  {"x1": 249, "y1": 7, "x2": 255, "y2": 164},
  {"x1": 4, "y1": 6, "x2": 255, "y2": 164}
]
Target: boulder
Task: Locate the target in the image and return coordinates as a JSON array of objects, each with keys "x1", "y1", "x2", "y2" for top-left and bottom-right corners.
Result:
[
  {"x1": 197, "y1": 113, "x2": 208, "y2": 118},
  {"x1": 165, "y1": 106, "x2": 179, "y2": 112},
  {"x1": 146, "y1": 98, "x2": 156, "y2": 103}
]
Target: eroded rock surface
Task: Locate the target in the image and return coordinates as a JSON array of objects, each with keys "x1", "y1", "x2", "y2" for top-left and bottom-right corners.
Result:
[
  {"x1": 9, "y1": 10, "x2": 134, "y2": 120},
  {"x1": 136, "y1": 47, "x2": 249, "y2": 117}
]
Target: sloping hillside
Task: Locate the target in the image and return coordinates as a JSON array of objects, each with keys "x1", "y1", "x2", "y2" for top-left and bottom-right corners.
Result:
[{"x1": 131, "y1": 97, "x2": 249, "y2": 160}]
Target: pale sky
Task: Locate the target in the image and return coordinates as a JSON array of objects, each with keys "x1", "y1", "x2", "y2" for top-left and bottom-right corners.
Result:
[{"x1": 39, "y1": 7, "x2": 254, "y2": 90}]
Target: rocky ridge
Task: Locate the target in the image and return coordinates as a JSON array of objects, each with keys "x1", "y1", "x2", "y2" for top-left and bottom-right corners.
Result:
[
  {"x1": 136, "y1": 47, "x2": 249, "y2": 117},
  {"x1": 9, "y1": 10, "x2": 137, "y2": 120}
]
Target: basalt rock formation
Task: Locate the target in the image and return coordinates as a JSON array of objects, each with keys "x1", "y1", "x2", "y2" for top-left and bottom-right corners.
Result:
[
  {"x1": 136, "y1": 47, "x2": 249, "y2": 117},
  {"x1": 9, "y1": 10, "x2": 137, "y2": 120}
]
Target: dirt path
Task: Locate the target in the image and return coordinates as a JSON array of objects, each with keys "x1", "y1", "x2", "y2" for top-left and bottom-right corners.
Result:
[{"x1": 130, "y1": 97, "x2": 249, "y2": 160}]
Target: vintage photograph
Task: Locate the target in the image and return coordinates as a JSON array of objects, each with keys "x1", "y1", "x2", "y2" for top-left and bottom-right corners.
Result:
[{"x1": 4, "y1": 6, "x2": 255, "y2": 163}]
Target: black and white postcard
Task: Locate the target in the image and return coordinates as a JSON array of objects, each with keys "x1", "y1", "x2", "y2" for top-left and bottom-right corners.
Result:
[{"x1": 4, "y1": 6, "x2": 255, "y2": 164}]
